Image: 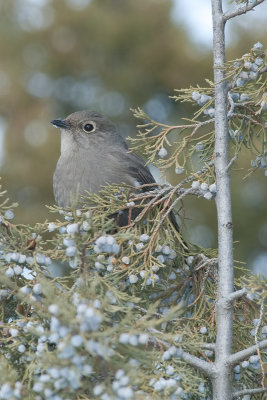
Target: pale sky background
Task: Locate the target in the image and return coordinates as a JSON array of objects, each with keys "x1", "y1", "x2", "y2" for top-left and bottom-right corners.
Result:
[
  {"x1": 172, "y1": 0, "x2": 267, "y2": 48},
  {"x1": 20, "y1": 0, "x2": 267, "y2": 47}
]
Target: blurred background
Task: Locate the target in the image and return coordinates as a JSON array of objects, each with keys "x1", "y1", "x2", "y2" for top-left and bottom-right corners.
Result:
[{"x1": 0, "y1": 0, "x2": 266, "y2": 275}]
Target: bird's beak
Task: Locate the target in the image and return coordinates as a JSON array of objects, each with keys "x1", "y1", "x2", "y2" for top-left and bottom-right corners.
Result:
[{"x1": 50, "y1": 119, "x2": 71, "y2": 130}]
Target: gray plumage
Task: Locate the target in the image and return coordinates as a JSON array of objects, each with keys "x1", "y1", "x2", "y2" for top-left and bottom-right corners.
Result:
[
  {"x1": 52, "y1": 110, "x2": 155, "y2": 208},
  {"x1": 51, "y1": 110, "x2": 180, "y2": 231}
]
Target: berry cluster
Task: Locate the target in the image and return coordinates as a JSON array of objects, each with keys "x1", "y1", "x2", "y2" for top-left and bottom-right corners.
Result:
[{"x1": 191, "y1": 181, "x2": 217, "y2": 200}]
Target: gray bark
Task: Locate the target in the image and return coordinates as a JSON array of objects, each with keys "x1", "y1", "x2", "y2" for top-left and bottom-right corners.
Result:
[
  {"x1": 211, "y1": 1, "x2": 234, "y2": 399},
  {"x1": 210, "y1": 1, "x2": 267, "y2": 399}
]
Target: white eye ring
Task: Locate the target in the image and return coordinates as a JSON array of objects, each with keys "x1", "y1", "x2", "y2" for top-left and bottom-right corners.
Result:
[{"x1": 83, "y1": 121, "x2": 96, "y2": 133}]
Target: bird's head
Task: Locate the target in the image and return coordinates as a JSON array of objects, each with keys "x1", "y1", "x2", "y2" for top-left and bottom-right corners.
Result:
[{"x1": 51, "y1": 110, "x2": 122, "y2": 152}]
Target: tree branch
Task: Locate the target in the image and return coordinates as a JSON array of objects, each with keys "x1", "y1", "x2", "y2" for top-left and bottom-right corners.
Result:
[
  {"x1": 232, "y1": 387, "x2": 267, "y2": 398},
  {"x1": 227, "y1": 339, "x2": 267, "y2": 366},
  {"x1": 223, "y1": 0, "x2": 265, "y2": 21},
  {"x1": 201, "y1": 343, "x2": 216, "y2": 350},
  {"x1": 147, "y1": 327, "x2": 215, "y2": 378},
  {"x1": 225, "y1": 155, "x2": 238, "y2": 172},
  {"x1": 180, "y1": 350, "x2": 216, "y2": 378},
  {"x1": 227, "y1": 287, "x2": 247, "y2": 303}
]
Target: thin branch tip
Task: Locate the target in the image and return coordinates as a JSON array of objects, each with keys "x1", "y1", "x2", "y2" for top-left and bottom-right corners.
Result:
[
  {"x1": 223, "y1": 0, "x2": 265, "y2": 21},
  {"x1": 228, "y1": 339, "x2": 267, "y2": 366},
  {"x1": 233, "y1": 387, "x2": 267, "y2": 398},
  {"x1": 227, "y1": 287, "x2": 247, "y2": 303}
]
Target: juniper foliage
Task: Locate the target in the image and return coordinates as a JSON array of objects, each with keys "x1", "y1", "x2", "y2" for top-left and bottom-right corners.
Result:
[{"x1": 0, "y1": 42, "x2": 266, "y2": 400}]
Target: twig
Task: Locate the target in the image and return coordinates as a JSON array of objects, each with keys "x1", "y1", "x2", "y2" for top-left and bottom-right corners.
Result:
[
  {"x1": 225, "y1": 155, "x2": 238, "y2": 172},
  {"x1": 134, "y1": 305, "x2": 163, "y2": 319},
  {"x1": 133, "y1": 161, "x2": 214, "y2": 224},
  {"x1": 201, "y1": 343, "x2": 216, "y2": 350},
  {"x1": 227, "y1": 339, "x2": 267, "y2": 365},
  {"x1": 147, "y1": 327, "x2": 216, "y2": 378},
  {"x1": 227, "y1": 287, "x2": 247, "y2": 303},
  {"x1": 142, "y1": 188, "x2": 193, "y2": 256},
  {"x1": 227, "y1": 91, "x2": 236, "y2": 117},
  {"x1": 232, "y1": 387, "x2": 267, "y2": 398},
  {"x1": 231, "y1": 113, "x2": 265, "y2": 128},
  {"x1": 195, "y1": 255, "x2": 218, "y2": 271},
  {"x1": 223, "y1": 0, "x2": 265, "y2": 21}
]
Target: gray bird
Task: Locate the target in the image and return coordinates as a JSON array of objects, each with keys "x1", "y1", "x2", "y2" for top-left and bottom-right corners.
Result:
[{"x1": 51, "y1": 110, "x2": 179, "y2": 230}]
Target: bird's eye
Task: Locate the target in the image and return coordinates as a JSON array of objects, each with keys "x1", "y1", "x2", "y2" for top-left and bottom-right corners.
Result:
[{"x1": 83, "y1": 122, "x2": 95, "y2": 133}]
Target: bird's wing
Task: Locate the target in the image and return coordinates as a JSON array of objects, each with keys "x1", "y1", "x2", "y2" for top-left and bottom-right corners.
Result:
[
  {"x1": 125, "y1": 152, "x2": 156, "y2": 189},
  {"x1": 124, "y1": 151, "x2": 181, "y2": 233}
]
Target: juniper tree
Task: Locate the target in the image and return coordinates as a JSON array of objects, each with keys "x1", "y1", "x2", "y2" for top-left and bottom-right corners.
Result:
[{"x1": 0, "y1": 0, "x2": 266, "y2": 399}]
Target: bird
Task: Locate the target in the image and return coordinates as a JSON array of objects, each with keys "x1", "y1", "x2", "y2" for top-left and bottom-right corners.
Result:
[{"x1": 51, "y1": 110, "x2": 180, "y2": 230}]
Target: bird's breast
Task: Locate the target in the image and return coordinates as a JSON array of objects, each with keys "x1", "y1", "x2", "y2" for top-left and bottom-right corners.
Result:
[{"x1": 53, "y1": 148, "x2": 134, "y2": 207}]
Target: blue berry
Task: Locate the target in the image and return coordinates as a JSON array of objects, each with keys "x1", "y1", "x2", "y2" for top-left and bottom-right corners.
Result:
[
  {"x1": 138, "y1": 333, "x2": 148, "y2": 344},
  {"x1": 192, "y1": 181, "x2": 200, "y2": 189},
  {"x1": 166, "y1": 365, "x2": 174, "y2": 376},
  {"x1": 234, "y1": 373, "x2": 241, "y2": 381},
  {"x1": 241, "y1": 360, "x2": 249, "y2": 368},
  {"x1": 65, "y1": 246, "x2": 76, "y2": 257},
  {"x1": 200, "y1": 326, "x2": 207, "y2": 334},
  {"x1": 4, "y1": 210, "x2": 14, "y2": 220},
  {"x1": 129, "y1": 275, "x2": 138, "y2": 284},
  {"x1": 71, "y1": 335, "x2": 83, "y2": 347},
  {"x1": 250, "y1": 63, "x2": 258, "y2": 72},
  {"x1": 158, "y1": 148, "x2": 168, "y2": 158},
  {"x1": 207, "y1": 107, "x2": 215, "y2": 117},
  {"x1": 119, "y1": 333, "x2": 130, "y2": 344},
  {"x1": 48, "y1": 222, "x2": 57, "y2": 232},
  {"x1": 230, "y1": 92, "x2": 240, "y2": 101},
  {"x1": 175, "y1": 167, "x2": 185, "y2": 174},
  {"x1": 157, "y1": 254, "x2": 165, "y2": 264},
  {"x1": 255, "y1": 57, "x2": 263, "y2": 66},
  {"x1": 192, "y1": 91, "x2": 201, "y2": 101},
  {"x1": 253, "y1": 42, "x2": 263, "y2": 50},
  {"x1": 195, "y1": 142, "x2": 205, "y2": 151},
  {"x1": 240, "y1": 71, "x2": 249, "y2": 80},
  {"x1": 209, "y1": 183, "x2": 217, "y2": 193},
  {"x1": 249, "y1": 71, "x2": 258, "y2": 80},
  {"x1": 234, "y1": 365, "x2": 240, "y2": 373},
  {"x1": 199, "y1": 94, "x2": 211, "y2": 105},
  {"x1": 200, "y1": 182, "x2": 209, "y2": 191},
  {"x1": 198, "y1": 382, "x2": 205, "y2": 394},
  {"x1": 66, "y1": 223, "x2": 79, "y2": 234},
  {"x1": 204, "y1": 192, "x2": 213, "y2": 200},
  {"x1": 243, "y1": 62, "x2": 252, "y2": 70},
  {"x1": 236, "y1": 78, "x2": 245, "y2": 87},
  {"x1": 249, "y1": 355, "x2": 259, "y2": 363},
  {"x1": 169, "y1": 272, "x2": 176, "y2": 280},
  {"x1": 139, "y1": 234, "x2": 149, "y2": 242},
  {"x1": 240, "y1": 93, "x2": 249, "y2": 101}
]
